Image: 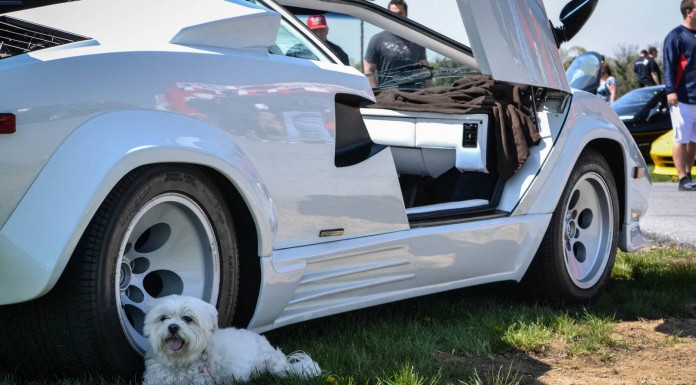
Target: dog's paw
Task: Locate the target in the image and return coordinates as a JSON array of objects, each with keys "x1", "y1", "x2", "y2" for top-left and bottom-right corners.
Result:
[{"x1": 286, "y1": 351, "x2": 321, "y2": 378}]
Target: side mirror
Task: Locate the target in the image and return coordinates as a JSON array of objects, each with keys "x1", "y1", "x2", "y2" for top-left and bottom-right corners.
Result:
[
  {"x1": 647, "y1": 107, "x2": 668, "y2": 122},
  {"x1": 552, "y1": 0, "x2": 599, "y2": 48}
]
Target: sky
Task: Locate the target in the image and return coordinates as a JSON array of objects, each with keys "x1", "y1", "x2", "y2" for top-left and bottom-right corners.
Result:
[
  {"x1": 367, "y1": 0, "x2": 682, "y2": 60},
  {"x1": 543, "y1": 0, "x2": 680, "y2": 58}
]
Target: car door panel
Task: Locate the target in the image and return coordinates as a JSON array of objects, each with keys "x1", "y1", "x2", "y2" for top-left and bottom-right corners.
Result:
[{"x1": 457, "y1": 0, "x2": 570, "y2": 92}]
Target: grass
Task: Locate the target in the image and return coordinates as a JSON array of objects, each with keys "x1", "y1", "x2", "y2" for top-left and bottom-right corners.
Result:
[
  {"x1": 1, "y1": 163, "x2": 691, "y2": 384},
  {"x1": 647, "y1": 164, "x2": 675, "y2": 183},
  {"x1": 647, "y1": 163, "x2": 696, "y2": 183},
  {"x1": 5, "y1": 247, "x2": 695, "y2": 385}
]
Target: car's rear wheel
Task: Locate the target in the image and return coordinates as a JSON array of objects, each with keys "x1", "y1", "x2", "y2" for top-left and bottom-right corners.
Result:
[
  {"x1": 0, "y1": 165, "x2": 239, "y2": 379},
  {"x1": 522, "y1": 148, "x2": 619, "y2": 303}
]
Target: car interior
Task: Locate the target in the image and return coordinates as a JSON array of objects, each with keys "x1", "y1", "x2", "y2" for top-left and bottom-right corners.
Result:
[{"x1": 246, "y1": 0, "x2": 545, "y2": 222}]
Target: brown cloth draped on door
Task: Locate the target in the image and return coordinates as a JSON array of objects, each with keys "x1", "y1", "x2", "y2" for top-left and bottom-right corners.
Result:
[{"x1": 367, "y1": 75, "x2": 542, "y2": 181}]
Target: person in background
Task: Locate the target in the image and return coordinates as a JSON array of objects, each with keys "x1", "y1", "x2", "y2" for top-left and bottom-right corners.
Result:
[
  {"x1": 646, "y1": 46, "x2": 662, "y2": 86},
  {"x1": 663, "y1": 0, "x2": 696, "y2": 191},
  {"x1": 634, "y1": 49, "x2": 649, "y2": 87},
  {"x1": 363, "y1": 0, "x2": 430, "y2": 89},
  {"x1": 306, "y1": 15, "x2": 349, "y2": 65},
  {"x1": 597, "y1": 61, "x2": 617, "y2": 104}
]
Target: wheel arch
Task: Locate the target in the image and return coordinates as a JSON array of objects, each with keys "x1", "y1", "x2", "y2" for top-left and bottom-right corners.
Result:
[
  {"x1": 517, "y1": 91, "x2": 642, "y2": 222},
  {"x1": 204, "y1": 167, "x2": 260, "y2": 328},
  {"x1": 0, "y1": 110, "x2": 272, "y2": 306},
  {"x1": 585, "y1": 138, "x2": 627, "y2": 228}
]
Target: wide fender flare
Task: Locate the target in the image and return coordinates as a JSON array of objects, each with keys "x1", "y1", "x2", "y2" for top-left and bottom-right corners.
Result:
[
  {"x1": 0, "y1": 110, "x2": 275, "y2": 304},
  {"x1": 513, "y1": 92, "x2": 648, "y2": 222}
]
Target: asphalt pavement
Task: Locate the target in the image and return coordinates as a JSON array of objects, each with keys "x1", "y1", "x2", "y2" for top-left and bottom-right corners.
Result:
[{"x1": 640, "y1": 182, "x2": 696, "y2": 250}]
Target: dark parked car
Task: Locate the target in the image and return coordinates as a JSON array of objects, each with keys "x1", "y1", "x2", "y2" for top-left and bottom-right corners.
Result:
[{"x1": 611, "y1": 85, "x2": 670, "y2": 159}]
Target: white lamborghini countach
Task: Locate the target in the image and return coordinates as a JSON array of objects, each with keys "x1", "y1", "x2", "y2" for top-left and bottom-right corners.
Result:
[{"x1": 0, "y1": 0, "x2": 650, "y2": 378}]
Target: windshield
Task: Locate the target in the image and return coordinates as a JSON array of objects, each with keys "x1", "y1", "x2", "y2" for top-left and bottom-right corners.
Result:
[
  {"x1": 611, "y1": 87, "x2": 661, "y2": 120},
  {"x1": 565, "y1": 52, "x2": 602, "y2": 93},
  {"x1": 294, "y1": 11, "x2": 477, "y2": 91}
]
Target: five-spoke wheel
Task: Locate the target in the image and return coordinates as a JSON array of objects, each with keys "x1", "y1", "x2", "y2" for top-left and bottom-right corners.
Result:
[{"x1": 523, "y1": 148, "x2": 619, "y2": 302}]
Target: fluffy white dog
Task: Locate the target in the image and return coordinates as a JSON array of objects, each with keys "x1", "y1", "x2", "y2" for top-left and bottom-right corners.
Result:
[{"x1": 142, "y1": 295, "x2": 321, "y2": 385}]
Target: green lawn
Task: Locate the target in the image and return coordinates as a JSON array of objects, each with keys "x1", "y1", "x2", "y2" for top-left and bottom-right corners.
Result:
[
  {"x1": 3, "y1": 247, "x2": 694, "y2": 385},
  {"x1": 647, "y1": 164, "x2": 675, "y2": 183},
  {"x1": 647, "y1": 163, "x2": 696, "y2": 183},
  {"x1": 1, "y1": 163, "x2": 690, "y2": 385}
]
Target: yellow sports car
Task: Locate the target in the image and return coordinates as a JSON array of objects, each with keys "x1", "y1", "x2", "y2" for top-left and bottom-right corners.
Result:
[{"x1": 650, "y1": 130, "x2": 696, "y2": 176}]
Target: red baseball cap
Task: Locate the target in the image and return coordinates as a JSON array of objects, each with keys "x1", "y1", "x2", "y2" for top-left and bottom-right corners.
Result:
[{"x1": 307, "y1": 15, "x2": 328, "y2": 30}]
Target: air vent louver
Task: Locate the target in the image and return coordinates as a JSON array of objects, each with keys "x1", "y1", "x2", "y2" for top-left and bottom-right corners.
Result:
[{"x1": 0, "y1": 16, "x2": 88, "y2": 59}]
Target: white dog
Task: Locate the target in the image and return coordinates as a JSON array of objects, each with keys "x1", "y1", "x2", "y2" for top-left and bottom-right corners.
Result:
[{"x1": 142, "y1": 295, "x2": 321, "y2": 385}]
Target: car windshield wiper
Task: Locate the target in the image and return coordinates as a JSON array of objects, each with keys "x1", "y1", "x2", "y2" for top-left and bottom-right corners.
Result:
[
  {"x1": 429, "y1": 66, "x2": 476, "y2": 79},
  {"x1": 370, "y1": 63, "x2": 478, "y2": 91},
  {"x1": 369, "y1": 62, "x2": 432, "y2": 90}
]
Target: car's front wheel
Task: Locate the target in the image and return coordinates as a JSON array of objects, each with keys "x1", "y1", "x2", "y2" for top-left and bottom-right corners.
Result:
[
  {"x1": 0, "y1": 165, "x2": 239, "y2": 378},
  {"x1": 523, "y1": 148, "x2": 619, "y2": 303}
]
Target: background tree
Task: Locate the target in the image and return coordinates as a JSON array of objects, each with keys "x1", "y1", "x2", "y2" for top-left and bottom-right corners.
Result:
[
  {"x1": 560, "y1": 45, "x2": 587, "y2": 69},
  {"x1": 610, "y1": 43, "x2": 639, "y2": 97}
]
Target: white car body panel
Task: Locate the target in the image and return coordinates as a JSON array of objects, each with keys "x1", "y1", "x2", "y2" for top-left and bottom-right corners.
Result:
[
  {"x1": 250, "y1": 213, "x2": 550, "y2": 332},
  {"x1": 513, "y1": 92, "x2": 650, "y2": 251},
  {"x1": 500, "y1": 90, "x2": 649, "y2": 251},
  {"x1": 0, "y1": 29, "x2": 411, "y2": 303},
  {"x1": 0, "y1": 111, "x2": 276, "y2": 304},
  {"x1": 12, "y1": 0, "x2": 280, "y2": 52},
  {"x1": 0, "y1": 0, "x2": 650, "y2": 363},
  {"x1": 457, "y1": 0, "x2": 570, "y2": 92},
  {"x1": 496, "y1": 103, "x2": 561, "y2": 212},
  {"x1": 246, "y1": 93, "x2": 650, "y2": 332}
]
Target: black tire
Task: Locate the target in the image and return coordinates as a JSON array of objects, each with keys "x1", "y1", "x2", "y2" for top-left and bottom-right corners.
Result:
[
  {"x1": 0, "y1": 165, "x2": 239, "y2": 378},
  {"x1": 522, "y1": 148, "x2": 619, "y2": 303}
]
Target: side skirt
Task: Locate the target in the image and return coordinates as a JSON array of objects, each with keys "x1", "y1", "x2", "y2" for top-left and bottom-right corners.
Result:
[{"x1": 248, "y1": 213, "x2": 551, "y2": 333}]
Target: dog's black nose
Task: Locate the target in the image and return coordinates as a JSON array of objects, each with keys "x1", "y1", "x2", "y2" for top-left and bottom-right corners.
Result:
[{"x1": 168, "y1": 324, "x2": 179, "y2": 334}]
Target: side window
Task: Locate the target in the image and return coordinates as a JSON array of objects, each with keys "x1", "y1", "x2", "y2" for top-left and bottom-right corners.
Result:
[
  {"x1": 292, "y1": 12, "x2": 475, "y2": 91},
  {"x1": 274, "y1": 22, "x2": 327, "y2": 61},
  {"x1": 241, "y1": 0, "x2": 330, "y2": 62}
]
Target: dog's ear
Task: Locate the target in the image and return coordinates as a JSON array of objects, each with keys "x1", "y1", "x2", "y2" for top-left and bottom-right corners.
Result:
[
  {"x1": 202, "y1": 301, "x2": 219, "y2": 333},
  {"x1": 142, "y1": 301, "x2": 158, "y2": 338},
  {"x1": 142, "y1": 298, "x2": 163, "y2": 339}
]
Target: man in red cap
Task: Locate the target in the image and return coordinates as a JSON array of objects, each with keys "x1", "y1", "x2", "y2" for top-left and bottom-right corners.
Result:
[{"x1": 306, "y1": 14, "x2": 350, "y2": 65}]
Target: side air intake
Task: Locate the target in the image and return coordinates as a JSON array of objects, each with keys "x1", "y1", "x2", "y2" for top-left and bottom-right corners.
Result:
[{"x1": 0, "y1": 16, "x2": 89, "y2": 59}]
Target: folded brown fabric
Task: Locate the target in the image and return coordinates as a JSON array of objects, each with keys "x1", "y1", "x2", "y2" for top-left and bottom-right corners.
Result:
[{"x1": 367, "y1": 75, "x2": 541, "y2": 180}]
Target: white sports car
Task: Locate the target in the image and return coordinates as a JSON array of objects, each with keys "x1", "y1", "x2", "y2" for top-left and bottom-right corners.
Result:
[{"x1": 0, "y1": 0, "x2": 650, "y2": 378}]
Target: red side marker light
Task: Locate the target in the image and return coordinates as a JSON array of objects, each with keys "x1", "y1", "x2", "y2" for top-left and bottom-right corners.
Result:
[{"x1": 0, "y1": 113, "x2": 16, "y2": 134}]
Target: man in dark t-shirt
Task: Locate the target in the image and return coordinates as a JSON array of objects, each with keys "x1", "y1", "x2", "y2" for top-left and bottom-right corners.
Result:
[
  {"x1": 634, "y1": 50, "x2": 649, "y2": 87},
  {"x1": 363, "y1": 0, "x2": 430, "y2": 89},
  {"x1": 645, "y1": 46, "x2": 662, "y2": 86}
]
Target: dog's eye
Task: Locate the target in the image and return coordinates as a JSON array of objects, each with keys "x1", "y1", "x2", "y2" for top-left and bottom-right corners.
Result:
[
  {"x1": 159, "y1": 315, "x2": 169, "y2": 322},
  {"x1": 182, "y1": 316, "x2": 194, "y2": 324}
]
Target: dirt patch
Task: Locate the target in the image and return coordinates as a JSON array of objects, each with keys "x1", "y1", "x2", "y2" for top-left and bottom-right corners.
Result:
[{"x1": 438, "y1": 318, "x2": 696, "y2": 384}]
